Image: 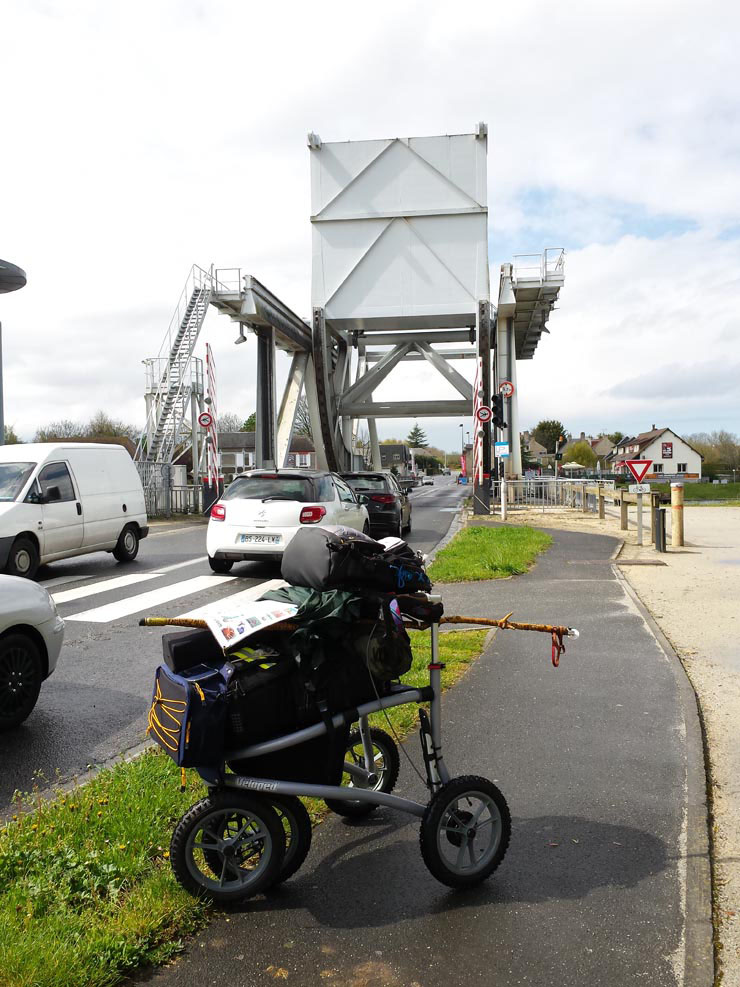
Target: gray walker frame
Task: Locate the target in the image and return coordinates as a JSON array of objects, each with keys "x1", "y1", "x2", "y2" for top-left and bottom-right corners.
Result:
[{"x1": 198, "y1": 618, "x2": 450, "y2": 818}]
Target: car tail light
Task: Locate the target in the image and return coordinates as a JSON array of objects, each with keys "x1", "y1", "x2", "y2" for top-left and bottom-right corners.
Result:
[
  {"x1": 300, "y1": 505, "x2": 326, "y2": 524},
  {"x1": 370, "y1": 494, "x2": 396, "y2": 504},
  {"x1": 211, "y1": 503, "x2": 226, "y2": 521}
]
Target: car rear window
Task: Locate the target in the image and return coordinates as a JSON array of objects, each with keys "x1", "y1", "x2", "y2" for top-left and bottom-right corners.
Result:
[
  {"x1": 0, "y1": 462, "x2": 35, "y2": 502},
  {"x1": 221, "y1": 474, "x2": 317, "y2": 503},
  {"x1": 343, "y1": 475, "x2": 390, "y2": 493}
]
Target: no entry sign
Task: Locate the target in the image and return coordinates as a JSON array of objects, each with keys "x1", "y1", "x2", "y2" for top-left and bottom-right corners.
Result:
[{"x1": 625, "y1": 460, "x2": 652, "y2": 483}]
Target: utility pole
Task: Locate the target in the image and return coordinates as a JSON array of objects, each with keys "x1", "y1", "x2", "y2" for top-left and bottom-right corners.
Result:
[{"x1": 0, "y1": 259, "x2": 28, "y2": 446}]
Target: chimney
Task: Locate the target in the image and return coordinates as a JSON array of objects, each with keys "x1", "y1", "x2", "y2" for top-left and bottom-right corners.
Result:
[
  {"x1": 651, "y1": 424, "x2": 656, "y2": 430},
  {"x1": 580, "y1": 431, "x2": 586, "y2": 440}
]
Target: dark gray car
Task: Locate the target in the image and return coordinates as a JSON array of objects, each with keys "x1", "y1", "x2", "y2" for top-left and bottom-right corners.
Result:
[{"x1": 340, "y1": 472, "x2": 411, "y2": 537}]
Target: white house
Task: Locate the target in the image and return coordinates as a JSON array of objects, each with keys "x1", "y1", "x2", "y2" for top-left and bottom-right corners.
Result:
[{"x1": 610, "y1": 426, "x2": 702, "y2": 481}]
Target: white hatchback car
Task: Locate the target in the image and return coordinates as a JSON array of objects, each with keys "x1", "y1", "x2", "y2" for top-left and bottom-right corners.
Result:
[
  {"x1": 206, "y1": 470, "x2": 370, "y2": 572},
  {"x1": 0, "y1": 575, "x2": 64, "y2": 729}
]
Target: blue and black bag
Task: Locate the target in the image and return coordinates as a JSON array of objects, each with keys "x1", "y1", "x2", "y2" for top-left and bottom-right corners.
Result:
[{"x1": 148, "y1": 662, "x2": 232, "y2": 768}]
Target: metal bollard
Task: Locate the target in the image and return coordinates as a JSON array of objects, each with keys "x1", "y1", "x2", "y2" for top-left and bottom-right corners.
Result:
[{"x1": 653, "y1": 507, "x2": 667, "y2": 552}]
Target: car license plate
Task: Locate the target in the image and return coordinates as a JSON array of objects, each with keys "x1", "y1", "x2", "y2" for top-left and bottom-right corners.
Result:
[{"x1": 239, "y1": 534, "x2": 281, "y2": 545}]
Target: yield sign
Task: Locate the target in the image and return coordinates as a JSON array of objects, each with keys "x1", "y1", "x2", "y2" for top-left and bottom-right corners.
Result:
[{"x1": 625, "y1": 460, "x2": 652, "y2": 483}]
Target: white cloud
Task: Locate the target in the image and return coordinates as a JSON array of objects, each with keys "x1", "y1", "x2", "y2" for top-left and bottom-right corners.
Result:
[{"x1": 1, "y1": 0, "x2": 739, "y2": 446}]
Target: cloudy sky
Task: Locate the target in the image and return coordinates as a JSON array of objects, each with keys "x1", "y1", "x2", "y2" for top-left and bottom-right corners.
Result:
[{"x1": 2, "y1": 0, "x2": 739, "y2": 451}]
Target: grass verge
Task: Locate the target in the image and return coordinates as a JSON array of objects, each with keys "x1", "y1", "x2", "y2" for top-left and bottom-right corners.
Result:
[
  {"x1": 647, "y1": 481, "x2": 740, "y2": 501},
  {"x1": 0, "y1": 629, "x2": 488, "y2": 987},
  {"x1": 428, "y1": 523, "x2": 552, "y2": 582}
]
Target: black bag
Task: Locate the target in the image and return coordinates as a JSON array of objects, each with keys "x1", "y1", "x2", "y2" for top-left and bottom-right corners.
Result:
[
  {"x1": 281, "y1": 526, "x2": 431, "y2": 594},
  {"x1": 148, "y1": 661, "x2": 231, "y2": 768}
]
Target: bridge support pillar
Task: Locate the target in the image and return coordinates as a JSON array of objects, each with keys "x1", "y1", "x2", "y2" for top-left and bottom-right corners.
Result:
[
  {"x1": 255, "y1": 327, "x2": 277, "y2": 468},
  {"x1": 473, "y1": 300, "x2": 491, "y2": 515}
]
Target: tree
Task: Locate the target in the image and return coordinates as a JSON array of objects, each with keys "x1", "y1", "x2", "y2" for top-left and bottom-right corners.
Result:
[
  {"x1": 407, "y1": 423, "x2": 428, "y2": 448},
  {"x1": 563, "y1": 440, "x2": 597, "y2": 468},
  {"x1": 380, "y1": 438, "x2": 407, "y2": 445},
  {"x1": 532, "y1": 420, "x2": 568, "y2": 454},
  {"x1": 86, "y1": 411, "x2": 139, "y2": 442},
  {"x1": 34, "y1": 419, "x2": 86, "y2": 441},
  {"x1": 218, "y1": 412, "x2": 245, "y2": 432},
  {"x1": 607, "y1": 431, "x2": 625, "y2": 445},
  {"x1": 415, "y1": 453, "x2": 443, "y2": 474},
  {"x1": 294, "y1": 397, "x2": 312, "y2": 439},
  {"x1": 242, "y1": 413, "x2": 256, "y2": 431},
  {"x1": 3, "y1": 425, "x2": 21, "y2": 444},
  {"x1": 520, "y1": 437, "x2": 538, "y2": 470}
]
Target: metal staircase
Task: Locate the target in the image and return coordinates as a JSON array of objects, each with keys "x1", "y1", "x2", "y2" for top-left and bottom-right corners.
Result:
[{"x1": 136, "y1": 265, "x2": 212, "y2": 464}]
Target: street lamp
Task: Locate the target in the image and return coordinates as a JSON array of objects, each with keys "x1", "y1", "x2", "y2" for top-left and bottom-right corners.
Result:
[{"x1": 0, "y1": 259, "x2": 28, "y2": 447}]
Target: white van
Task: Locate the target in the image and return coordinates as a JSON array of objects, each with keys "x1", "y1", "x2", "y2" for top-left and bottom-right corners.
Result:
[{"x1": 0, "y1": 443, "x2": 148, "y2": 579}]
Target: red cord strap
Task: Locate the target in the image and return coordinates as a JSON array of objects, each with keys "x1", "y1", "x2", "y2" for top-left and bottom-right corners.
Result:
[{"x1": 551, "y1": 629, "x2": 566, "y2": 667}]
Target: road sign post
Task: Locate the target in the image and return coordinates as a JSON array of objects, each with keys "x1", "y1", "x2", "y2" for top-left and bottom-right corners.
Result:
[{"x1": 637, "y1": 492, "x2": 643, "y2": 546}]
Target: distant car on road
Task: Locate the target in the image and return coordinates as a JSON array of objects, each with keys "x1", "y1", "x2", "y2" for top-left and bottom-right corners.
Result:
[
  {"x1": 0, "y1": 575, "x2": 64, "y2": 729},
  {"x1": 206, "y1": 470, "x2": 370, "y2": 572},
  {"x1": 421, "y1": 476, "x2": 434, "y2": 486},
  {"x1": 339, "y1": 471, "x2": 411, "y2": 538}
]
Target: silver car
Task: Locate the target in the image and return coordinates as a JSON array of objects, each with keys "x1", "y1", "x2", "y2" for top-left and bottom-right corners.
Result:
[{"x1": 0, "y1": 575, "x2": 64, "y2": 729}]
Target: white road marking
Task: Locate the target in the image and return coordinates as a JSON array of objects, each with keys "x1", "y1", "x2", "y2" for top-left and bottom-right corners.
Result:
[
  {"x1": 51, "y1": 556, "x2": 209, "y2": 605},
  {"x1": 178, "y1": 578, "x2": 287, "y2": 618},
  {"x1": 39, "y1": 573, "x2": 95, "y2": 589},
  {"x1": 65, "y1": 574, "x2": 236, "y2": 623},
  {"x1": 156, "y1": 556, "x2": 208, "y2": 574},
  {"x1": 52, "y1": 572, "x2": 162, "y2": 604}
]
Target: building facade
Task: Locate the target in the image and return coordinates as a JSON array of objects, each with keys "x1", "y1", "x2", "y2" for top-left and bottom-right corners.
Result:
[{"x1": 609, "y1": 426, "x2": 702, "y2": 480}]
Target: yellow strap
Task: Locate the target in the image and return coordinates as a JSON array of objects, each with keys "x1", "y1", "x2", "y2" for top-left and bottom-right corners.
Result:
[{"x1": 180, "y1": 767, "x2": 187, "y2": 791}]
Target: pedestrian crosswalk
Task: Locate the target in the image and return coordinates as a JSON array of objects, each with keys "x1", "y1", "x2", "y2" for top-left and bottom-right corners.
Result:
[{"x1": 46, "y1": 557, "x2": 284, "y2": 625}]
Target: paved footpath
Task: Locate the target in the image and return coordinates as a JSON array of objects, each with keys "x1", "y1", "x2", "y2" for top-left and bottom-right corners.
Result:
[{"x1": 143, "y1": 526, "x2": 711, "y2": 987}]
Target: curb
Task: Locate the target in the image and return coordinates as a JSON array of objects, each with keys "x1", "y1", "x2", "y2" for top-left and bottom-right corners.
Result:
[
  {"x1": 613, "y1": 566, "x2": 714, "y2": 987},
  {"x1": 425, "y1": 505, "x2": 464, "y2": 563}
]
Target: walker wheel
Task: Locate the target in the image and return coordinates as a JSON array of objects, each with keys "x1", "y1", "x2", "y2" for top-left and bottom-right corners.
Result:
[
  {"x1": 325, "y1": 727, "x2": 400, "y2": 818},
  {"x1": 419, "y1": 775, "x2": 511, "y2": 889},
  {"x1": 201, "y1": 794, "x2": 312, "y2": 887},
  {"x1": 170, "y1": 790, "x2": 285, "y2": 904},
  {"x1": 271, "y1": 795, "x2": 312, "y2": 885}
]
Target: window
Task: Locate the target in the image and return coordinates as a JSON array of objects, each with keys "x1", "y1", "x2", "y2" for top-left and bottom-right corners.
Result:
[
  {"x1": 246, "y1": 452, "x2": 255, "y2": 467},
  {"x1": 296, "y1": 453, "x2": 311, "y2": 468},
  {"x1": 0, "y1": 462, "x2": 35, "y2": 502},
  {"x1": 393, "y1": 454, "x2": 400, "y2": 461},
  {"x1": 677, "y1": 463, "x2": 687, "y2": 473},
  {"x1": 316, "y1": 475, "x2": 334, "y2": 502},
  {"x1": 344, "y1": 474, "x2": 389, "y2": 493},
  {"x1": 653, "y1": 464, "x2": 663, "y2": 474},
  {"x1": 333, "y1": 476, "x2": 356, "y2": 504},
  {"x1": 221, "y1": 475, "x2": 316, "y2": 503},
  {"x1": 36, "y1": 462, "x2": 76, "y2": 502}
]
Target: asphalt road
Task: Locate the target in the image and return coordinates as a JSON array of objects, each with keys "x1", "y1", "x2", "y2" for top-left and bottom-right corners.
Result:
[{"x1": 0, "y1": 477, "x2": 465, "y2": 805}]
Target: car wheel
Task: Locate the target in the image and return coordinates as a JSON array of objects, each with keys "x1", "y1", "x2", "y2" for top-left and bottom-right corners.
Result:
[
  {"x1": 113, "y1": 525, "x2": 139, "y2": 563},
  {"x1": 5, "y1": 536, "x2": 39, "y2": 580},
  {"x1": 209, "y1": 556, "x2": 234, "y2": 574},
  {"x1": 403, "y1": 513, "x2": 412, "y2": 534},
  {"x1": 362, "y1": 522, "x2": 371, "y2": 536},
  {"x1": 0, "y1": 632, "x2": 44, "y2": 730},
  {"x1": 391, "y1": 517, "x2": 403, "y2": 538}
]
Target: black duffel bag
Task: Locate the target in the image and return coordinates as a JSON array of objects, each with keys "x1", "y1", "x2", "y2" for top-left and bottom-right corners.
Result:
[{"x1": 281, "y1": 526, "x2": 431, "y2": 594}]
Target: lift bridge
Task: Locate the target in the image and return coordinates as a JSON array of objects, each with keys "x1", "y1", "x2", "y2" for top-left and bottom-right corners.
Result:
[{"x1": 137, "y1": 126, "x2": 564, "y2": 513}]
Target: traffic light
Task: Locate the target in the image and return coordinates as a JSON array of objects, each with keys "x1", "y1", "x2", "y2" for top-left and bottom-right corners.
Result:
[{"x1": 492, "y1": 394, "x2": 507, "y2": 429}]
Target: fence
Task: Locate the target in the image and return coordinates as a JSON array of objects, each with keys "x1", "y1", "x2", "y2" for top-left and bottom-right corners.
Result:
[
  {"x1": 489, "y1": 478, "x2": 615, "y2": 512},
  {"x1": 135, "y1": 462, "x2": 204, "y2": 516}
]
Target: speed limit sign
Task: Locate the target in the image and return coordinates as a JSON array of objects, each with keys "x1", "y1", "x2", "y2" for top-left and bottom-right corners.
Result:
[
  {"x1": 198, "y1": 411, "x2": 213, "y2": 428},
  {"x1": 476, "y1": 405, "x2": 493, "y2": 424},
  {"x1": 499, "y1": 380, "x2": 515, "y2": 399}
]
